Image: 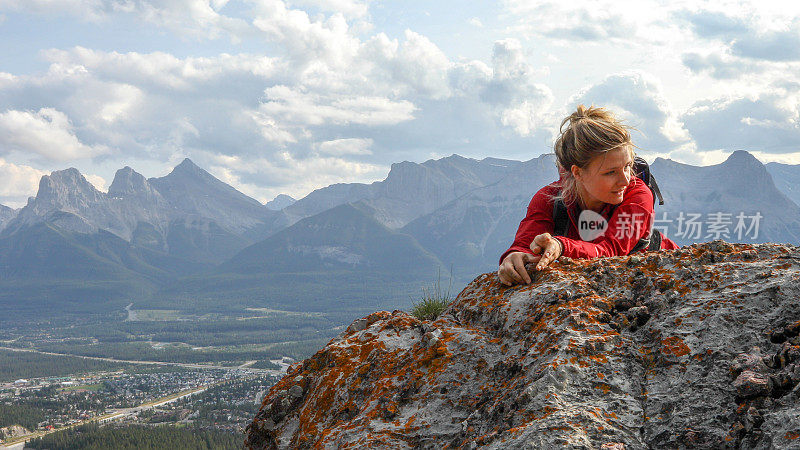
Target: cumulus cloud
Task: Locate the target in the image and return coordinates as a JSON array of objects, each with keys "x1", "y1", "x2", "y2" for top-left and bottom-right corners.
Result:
[
  {"x1": 482, "y1": 39, "x2": 549, "y2": 105},
  {"x1": 0, "y1": 158, "x2": 47, "y2": 206},
  {"x1": 676, "y1": 6, "x2": 800, "y2": 84},
  {"x1": 41, "y1": 47, "x2": 283, "y2": 91},
  {"x1": 316, "y1": 138, "x2": 372, "y2": 155},
  {"x1": 682, "y1": 90, "x2": 800, "y2": 153},
  {"x1": 440, "y1": 38, "x2": 555, "y2": 137},
  {"x1": 288, "y1": 0, "x2": 369, "y2": 18},
  {"x1": 502, "y1": 0, "x2": 660, "y2": 44},
  {"x1": 0, "y1": 0, "x2": 106, "y2": 19},
  {"x1": 0, "y1": 47, "x2": 291, "y2": 162},
  {"x1": 263, "y1": 86, "x2": 416, "y2": 126},
  {"x1": 205, "y1": 151, "x2": 386, "y2": 201},
  {"x1": 388, "y1": 30, "x2": 451, "y2": 99},
  {"x1": 682, "y1": 51, "x2": 763, "y2": 79},
  {"x1": 675, "y1": 8, "x2": 749, "y2": 39},
  {"x1": 571, "y1": 72, "x2": 691, "y2": 153},
  {"x1": 0, "y1": 0, "x2": 249, "y2": 39},
  {"x1": 252, "y1": 1, "x2": 360, "y2": 67},
  {"x1": 732, "y1": 25, "x2": 800, "y2": 62},
  {"x1": 0, "y1": 108, "x2": 108, "y2": 161},
  {"x1": 354, "y1": 30, "x2": 453, "y2": 99}
]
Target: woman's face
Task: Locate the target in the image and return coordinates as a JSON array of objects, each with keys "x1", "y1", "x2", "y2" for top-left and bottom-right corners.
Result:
[{"x1": 572, "y1": 146, "x2": 634, "y2": 211}]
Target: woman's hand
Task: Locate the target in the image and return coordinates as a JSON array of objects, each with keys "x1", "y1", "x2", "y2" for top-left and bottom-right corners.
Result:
[
  {"x1": 498, "y1": 251, "x2": 538, "y2": 286},
  {"x1": 530, "y1": 233, "x2": 563, "y2": 271},
  {"x1": 498, "y1": 234, "x2": 563, "y2": 286}
]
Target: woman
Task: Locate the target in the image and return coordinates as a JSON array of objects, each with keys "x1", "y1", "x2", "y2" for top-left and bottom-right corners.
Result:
[{"x1": 498, "y1": 105, "x2": 679, "y2": 286}]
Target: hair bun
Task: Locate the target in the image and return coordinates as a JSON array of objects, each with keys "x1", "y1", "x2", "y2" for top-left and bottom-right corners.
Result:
[{"x1": 573, "y1": 104, "x2": 587, "y2": 120}]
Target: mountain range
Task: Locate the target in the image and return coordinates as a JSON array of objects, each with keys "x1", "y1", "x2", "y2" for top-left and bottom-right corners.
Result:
[
  {"x1": 2, "y1": 159, "x2": 276, "y2": 264},
  {"x1": 1, "y1": 150, "x2": 799, "y2": 324},
  {"x1": 651, "y1": 151, "x2": 800, "y2": 246}
]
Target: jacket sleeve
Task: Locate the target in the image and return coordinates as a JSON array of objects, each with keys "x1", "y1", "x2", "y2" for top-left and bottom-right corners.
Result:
[
  {"x1": 499, "y1": 187, "x2": 555, "y2": 265},
  {"x1": 557, "y1": 182, "x2": 654, "y2": 259}
]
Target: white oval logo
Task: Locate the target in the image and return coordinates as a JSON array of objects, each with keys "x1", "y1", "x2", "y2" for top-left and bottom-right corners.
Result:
[{"x1": 578, "y1": 209, "x2": 608, "y2": 241}]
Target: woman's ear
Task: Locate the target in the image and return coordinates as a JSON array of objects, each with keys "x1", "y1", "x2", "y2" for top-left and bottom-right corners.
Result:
[{"x1": 570, "y1": 164, "x2": 582, "y2": 181}]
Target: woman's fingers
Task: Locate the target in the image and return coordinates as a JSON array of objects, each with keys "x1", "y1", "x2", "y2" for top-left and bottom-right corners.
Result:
[
  {"x1": 530, "y1": 233, "x2": 551, "y2": 255},
  {"x1": 536, "y1": 246, "x2": 557, "y2": 270},
  {"x1": 498, "y1": 255, "x2": 521, "y2": 285},
  {"x1": 498, "y1": 252, "x2": 540, "y2": 286},
  {"x1": 512, "y1": 254, "x2": 532, "y2": 285},
  {"x1": 498, "y1": 263, "x2": 520, "y2": 286},
  {"x1": 531, "y1": 233, "x2": 560, "y2": 271}
]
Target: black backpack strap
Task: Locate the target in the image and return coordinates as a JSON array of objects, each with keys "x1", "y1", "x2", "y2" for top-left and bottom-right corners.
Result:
[
  {"x1": 552, "y1": 198, "x2": 569, "y2": 237},
  {"x1": 633, "y1": 156, "x2": 664, "y2": 206},
  {"x1": 649, "y1": 174, "x2": 664, "y2": 206},
  {"x1": 628, "y1": 235, "x2": 649, "y2": 254},
  {"x1": 633, "y1": 157, "x2": 650, "y2": 183},
  {"x1": 628, "y1": 229, "x2": 663, "y2": 255},
  {"x1": 648, "y1": 229, "x2": 663, "y2": 250}
]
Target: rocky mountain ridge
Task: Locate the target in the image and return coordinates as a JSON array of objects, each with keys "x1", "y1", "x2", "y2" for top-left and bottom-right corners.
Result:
[
  {"x1": 0, "y1": 204, "x2": 16, "y2": 231},
  {"x1": 1, "y1": 159, "x2": 275, "y2": 263},
  {"x1": 651, "y1": 150, "x2": 800, "y2": 246},
  {"x1": 245, "y1": 241, "x2": 800, "y2": 449},
  {"x1": 401, "y1": 153, "x2": 558, "y2": 278},
  {"x1": 274, "y1": 154, "x2": 525, "y2": 231}
]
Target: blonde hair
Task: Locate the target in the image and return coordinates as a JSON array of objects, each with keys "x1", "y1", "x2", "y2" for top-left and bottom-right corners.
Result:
[{"x1": 553, "y1": 105, "x2": 634, "y2": 207}]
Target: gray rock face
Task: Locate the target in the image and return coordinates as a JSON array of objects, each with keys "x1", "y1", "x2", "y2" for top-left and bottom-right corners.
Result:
[
  {"x1": 149, "y1": 158, "x2": 271, "y2": 234},
  {"x1": 7, "y1": 168, "x2": 127, "y2": 236},
  {"x1": 766, "y1": 161, "x2": 800, "y2": 208},
  {"x1": 0, "y1": 204, "x2": 17, "y2": 233},
  {"x1": 108, "y1": 166, "x2": 170, "y2": 242},
  {"x1": 108, "y1": 166, "x2": 162, "y2": 200},
  {"x1": 246, "y1": 241, "x2": 800, "y2": 449},
  {"x1": 265, "y1": 194, "x2": 296, "y2": 211}
]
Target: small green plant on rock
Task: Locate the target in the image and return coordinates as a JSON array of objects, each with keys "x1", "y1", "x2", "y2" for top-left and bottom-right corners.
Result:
[{"x1": 410, "y1": 269, "x2": 453, "y2": 321}]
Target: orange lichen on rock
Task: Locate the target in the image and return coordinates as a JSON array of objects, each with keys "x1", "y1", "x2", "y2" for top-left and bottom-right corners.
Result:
[
  {"x1": 661, "y1": 336, "x2": 691, "y2": 357},
  {"x1": 595, "y1": 382, "x2": 612, "y2": 394},
  {"x1": 245, "y1": 242, "x2": 800, "y2": 449}
]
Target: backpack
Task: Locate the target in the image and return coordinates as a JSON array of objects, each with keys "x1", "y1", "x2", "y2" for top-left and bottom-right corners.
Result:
[{"x1": 552, "y1": 156, "x2": 664, "y2": 254}]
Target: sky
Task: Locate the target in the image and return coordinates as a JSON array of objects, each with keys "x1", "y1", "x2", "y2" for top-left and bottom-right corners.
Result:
[{"x1": 1, "y1": 0, "x2": 800, "y2": 207}]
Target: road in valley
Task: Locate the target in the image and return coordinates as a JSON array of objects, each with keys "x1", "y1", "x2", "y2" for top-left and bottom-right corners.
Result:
[{"x1": 0, "y1": 346, "x2": 288, "y2": 375}]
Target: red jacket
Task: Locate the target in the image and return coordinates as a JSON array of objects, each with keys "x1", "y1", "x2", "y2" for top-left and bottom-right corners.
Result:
[{"x1": 500, "y1": 177, "x2": 679, "y2": 263}]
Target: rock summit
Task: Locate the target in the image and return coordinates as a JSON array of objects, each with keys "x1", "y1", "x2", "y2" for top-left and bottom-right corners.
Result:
[{"x1": 246, "y1": 241, "x2": 800, "y2": 449}]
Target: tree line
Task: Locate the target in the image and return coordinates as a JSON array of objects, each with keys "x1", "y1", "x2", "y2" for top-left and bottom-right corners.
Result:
[{"x1": 26, "y1": 423, "x2": 241, "y2": 450}]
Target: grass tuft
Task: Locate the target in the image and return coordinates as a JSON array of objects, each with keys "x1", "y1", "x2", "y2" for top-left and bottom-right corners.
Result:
[{"x1": 410, "y1": 269, "x2": 453, "y2": 321}]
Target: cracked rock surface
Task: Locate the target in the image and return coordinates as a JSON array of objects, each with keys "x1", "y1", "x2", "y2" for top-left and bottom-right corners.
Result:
[{"x1": 245, "y1": 241, "x2": 800, "y2": 449}]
